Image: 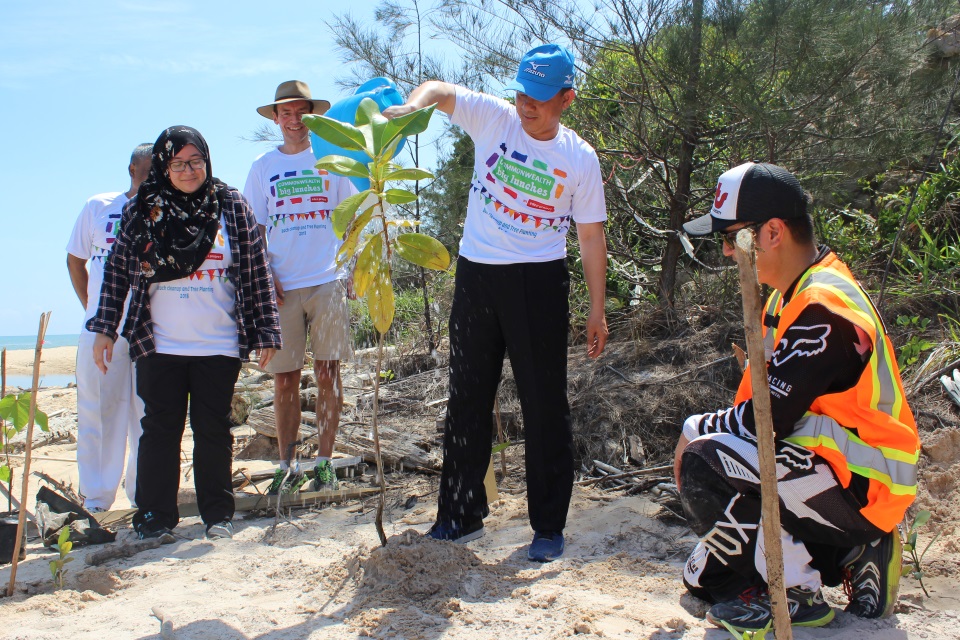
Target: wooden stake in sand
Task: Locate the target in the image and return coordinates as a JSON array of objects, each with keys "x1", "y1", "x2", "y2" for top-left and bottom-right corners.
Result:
[
  {"x1": 7, "y1": 311, "x2": 51, "y2": 598},
  {"x1": 732, "y1": 231, "x2": 792, "y2": 640}
]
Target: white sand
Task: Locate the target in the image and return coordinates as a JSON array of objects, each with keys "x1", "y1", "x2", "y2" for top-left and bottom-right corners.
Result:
[
  {"x1": 0, "y1": 389, "x2": 957, "y2": 638},
  {"x1": 3, "y1": 346, "x2": 77, "y2": 377}
]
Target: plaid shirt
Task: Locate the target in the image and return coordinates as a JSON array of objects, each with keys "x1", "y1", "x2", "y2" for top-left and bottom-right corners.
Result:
[{"x1": 86, "y1": 187, "x2": 281, "y2": 361}]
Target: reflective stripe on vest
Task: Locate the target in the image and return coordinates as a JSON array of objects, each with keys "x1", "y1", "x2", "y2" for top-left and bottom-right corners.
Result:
[
  {"x1": 786, "y1": 414, "x2": 918, "y2": 496},
  {"x1": 794, "y1": 264, "x2": 905, "y2": 420}
]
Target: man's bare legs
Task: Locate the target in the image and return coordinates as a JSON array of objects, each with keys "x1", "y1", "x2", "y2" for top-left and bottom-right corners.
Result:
[
  {"x1": 314, "y1": 360, "x2": 342, "y2": 457},
  {"x1": 274, "y1": 370, "x2": 302, "y2": 465}
]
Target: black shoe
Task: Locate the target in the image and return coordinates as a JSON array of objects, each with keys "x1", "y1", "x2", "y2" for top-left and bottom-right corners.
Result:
[
  {"x1": 135, "y1": 512, "x2": 175, "y2": 544},
  {"x1": 842, "y1": 530, "x2": 902, "y2": 618},
  {"x1": 427, "y1": 519, "x2": 485, "y2": 543},
  {"x1": 528, "y1": 531, "x2": 564, "y2": 562},
  {"x1": 706, "y1": 585, "x2": 835, "y2": 632}
]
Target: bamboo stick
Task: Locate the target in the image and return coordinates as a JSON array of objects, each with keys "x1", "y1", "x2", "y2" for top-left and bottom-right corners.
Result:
[
  {"x1": 733, "y1": 231, "x2": 791, "y2": 639},
  {"x1": 7, "y1": 311, "x2": 50, "y2": 597},
  {"x1": 2, "y1": 347, "x2": 9, "y2": 514}
]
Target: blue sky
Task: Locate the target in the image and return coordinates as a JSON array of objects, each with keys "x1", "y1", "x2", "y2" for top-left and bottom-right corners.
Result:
[{"x1": 0, "y1": 0, "x2": 453, "y2": 337}]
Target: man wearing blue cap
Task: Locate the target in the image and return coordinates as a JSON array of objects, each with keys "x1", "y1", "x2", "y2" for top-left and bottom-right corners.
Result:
[{"x1": 384, "y1": 44, "x2": 608, "y2": 562}]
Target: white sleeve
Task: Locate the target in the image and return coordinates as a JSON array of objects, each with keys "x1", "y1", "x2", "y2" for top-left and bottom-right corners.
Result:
[
  {"x1": 243, "y1": 160, "x2": 269, "y2": 227},
  {"x1": 449, "y1": 86, "x2": 514, "y2": 142},
  {"x1": 571, "y1": 149, "x2": 607, "y2": 224},
  {"x1": 65, "y1": 200, "x2": 94, "y2": 260}
]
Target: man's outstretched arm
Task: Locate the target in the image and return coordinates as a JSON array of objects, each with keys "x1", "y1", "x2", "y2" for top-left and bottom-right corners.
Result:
[{"x1": 383, "y1": 81, "x2": 457, "y2": 119}]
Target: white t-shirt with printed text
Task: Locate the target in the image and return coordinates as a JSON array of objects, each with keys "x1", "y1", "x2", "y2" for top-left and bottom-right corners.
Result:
[
  {"x1": 243, "y1": 147, "x2": 356, "y2": 290},
  {"x1": 66, "y1": 192, "x2": 131, "y2": 326},
  {"x1": 148, "y1": 218, "x2": 239, "y2": 358},
  {"x1": 449, "y1": 86, "x2": 607, "y2": 264}
]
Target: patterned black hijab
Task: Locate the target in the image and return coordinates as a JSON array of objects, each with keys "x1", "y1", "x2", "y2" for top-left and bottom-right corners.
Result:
[{"x1": 132, "y1": 126, "x2": 225, "y2": 284}]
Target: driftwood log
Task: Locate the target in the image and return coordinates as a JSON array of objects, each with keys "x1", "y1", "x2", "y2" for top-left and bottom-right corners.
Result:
[
  {"x1": 246, "y1": 407, "x2": 318, "y2": 441},
  {"x1": 244, "y1": 407, "x2": 440, "y2": 472},
  {"x1": 86, "y1": 538, "x2": 164, "y2": 566}
]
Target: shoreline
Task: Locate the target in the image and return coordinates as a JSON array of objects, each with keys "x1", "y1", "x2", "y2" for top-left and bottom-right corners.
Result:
[{"x1": 2, "y1": 345, "x2": 78, "y2": 376}]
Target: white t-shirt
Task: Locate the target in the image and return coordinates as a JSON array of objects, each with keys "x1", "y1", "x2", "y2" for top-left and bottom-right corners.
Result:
[
  {"x1": 65, "y1": 192, "x2": 131, "y2": 326},
  {"x1": 148, "y1": 219, "x2": 239, "y2": 358},
  {"x1": 449, "y1": 87, "x2": 607, "y2": 264},
  {"x1": 243, "y1": 147, "x2": 356, "y2": 290}
]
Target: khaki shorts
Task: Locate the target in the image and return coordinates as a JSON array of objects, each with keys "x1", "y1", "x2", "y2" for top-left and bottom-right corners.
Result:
[{"x1": 265, "y1": 280, "x2": 352, "y2": 373}]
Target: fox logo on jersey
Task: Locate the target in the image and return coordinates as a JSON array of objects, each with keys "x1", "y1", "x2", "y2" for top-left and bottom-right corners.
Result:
[{"x1": 771, "y1": 324, "x2": 831, "y2": 367}]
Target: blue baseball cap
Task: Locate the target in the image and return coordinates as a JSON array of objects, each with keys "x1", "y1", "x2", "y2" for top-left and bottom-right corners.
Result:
[{"x1": 505, "y1": 44, "x2": 576, "y2": 102}]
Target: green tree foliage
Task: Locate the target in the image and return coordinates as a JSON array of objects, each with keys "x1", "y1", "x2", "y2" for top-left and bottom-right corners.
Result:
[{"x1": 429, "y1": 0, "x2": 957, "y2": 309}]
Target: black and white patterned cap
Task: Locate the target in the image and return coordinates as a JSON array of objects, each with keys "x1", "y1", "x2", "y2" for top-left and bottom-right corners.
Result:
[{"x1": 683, "y1": 162, "x2": 808, "y2": 236}]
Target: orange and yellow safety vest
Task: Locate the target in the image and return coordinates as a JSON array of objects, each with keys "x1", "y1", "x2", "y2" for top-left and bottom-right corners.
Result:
[{"x1": 735, "y1": 251, "x2": 919, "y2": 532}]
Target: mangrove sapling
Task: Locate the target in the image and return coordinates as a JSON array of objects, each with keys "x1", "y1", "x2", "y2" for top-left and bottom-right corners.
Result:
[
  {"x1": 303, "y1": 98, "x2": 449, "y2": 545},
  {"x1": 0, "y1": 390, "x2": 50, "y2": 506},
  {"x1": 49, "y1": 527, "x2": 73, "y2": 589},
  {"x1": 902, "y1": 509, "x2": 939, "y2": 597},
  {"x1": 721, "y1": 621, "x2": 772, "y2": 640}
]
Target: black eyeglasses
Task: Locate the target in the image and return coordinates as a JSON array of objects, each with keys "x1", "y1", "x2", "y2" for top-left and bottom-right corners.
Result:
[
  {"x1": 168, "y1": 158, "x2": 206, "y2": 173},
  {"x1": 720, "y1": 222, "x2": 764, "y2": 248}
]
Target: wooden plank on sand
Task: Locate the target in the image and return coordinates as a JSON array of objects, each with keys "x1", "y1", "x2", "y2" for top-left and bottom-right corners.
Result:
[{"x1": 93, "y1": 486, "x2": 378, "y2": 528}]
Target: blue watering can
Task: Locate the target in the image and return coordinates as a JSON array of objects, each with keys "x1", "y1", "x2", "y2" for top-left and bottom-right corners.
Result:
[{"x1": 311, "y1": 77, "x2": 407, "y2": 192}]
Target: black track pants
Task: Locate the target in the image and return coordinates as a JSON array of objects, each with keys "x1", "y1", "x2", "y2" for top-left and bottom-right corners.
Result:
[
  {"x1": 438, "y1": 256, "x2": 573, "y2": 534},
  {"x1": 680, "y1": 431, "x2": 885, "y2": 603}
]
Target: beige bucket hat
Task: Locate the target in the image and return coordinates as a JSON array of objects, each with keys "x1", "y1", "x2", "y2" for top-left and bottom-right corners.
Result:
[{"x1": 256, "y1": 80, "x2": 331, "y2": 119}]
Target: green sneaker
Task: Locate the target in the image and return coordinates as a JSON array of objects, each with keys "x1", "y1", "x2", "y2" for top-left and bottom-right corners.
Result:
[
  {"x1": 706, "y1": 585, "x2": 835, "y2": 632},
  {"x1": 842, "y1": 529, "x2": 903, "y2": 618},
  {"x1": 266, "y1": 467, "x2": 307, "y2": 495},
  {"x1": 311, "y1": 460, "x2": 340, "y2": 491}
]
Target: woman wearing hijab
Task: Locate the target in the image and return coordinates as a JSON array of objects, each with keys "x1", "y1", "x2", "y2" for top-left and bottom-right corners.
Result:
[{"x1": 87, "y1": 126, "x2": 281, "y2": 541}]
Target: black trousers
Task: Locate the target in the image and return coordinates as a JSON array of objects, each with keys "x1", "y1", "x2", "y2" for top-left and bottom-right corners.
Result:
[
  {"x1": 680, "y1": 432, "x2": 885, "y2": 603},
  {"x1": 133, "y1": 353, "x2": 241, "y2": 531},
  {"x1": 439, "y1": 256, "x2": 573, "y2": 534}
]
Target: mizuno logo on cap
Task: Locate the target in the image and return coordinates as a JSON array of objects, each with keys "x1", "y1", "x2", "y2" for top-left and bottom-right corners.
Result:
[{"x1": 525, "y1": 61, "x2": 548, "y2": 77}]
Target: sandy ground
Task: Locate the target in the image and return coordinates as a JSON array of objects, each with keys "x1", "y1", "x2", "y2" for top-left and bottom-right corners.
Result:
[
  {"x1": 0, "y1": 362, "x2": 958, "y2": 638},
  {"x1": 3, "y1": 347, "x2": 77, "y2": 382}
]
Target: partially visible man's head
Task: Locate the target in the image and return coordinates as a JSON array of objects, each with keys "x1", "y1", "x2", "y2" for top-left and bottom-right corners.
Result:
[
  {"x1": 683, "y1": 162, "x2": 813, "y2": 244},
  {"x1": 129, "y1": 143, "x2": 153, "y2": 186}
]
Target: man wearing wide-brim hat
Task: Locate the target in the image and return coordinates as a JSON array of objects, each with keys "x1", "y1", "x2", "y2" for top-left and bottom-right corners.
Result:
[{"x1": 243, "y1": 80, "x2": 356, "y2": 496}]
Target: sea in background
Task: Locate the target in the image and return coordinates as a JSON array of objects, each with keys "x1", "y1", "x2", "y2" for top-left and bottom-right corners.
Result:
[{"x1": 0, "y1": 334, "x2": 80, "y2": 351}]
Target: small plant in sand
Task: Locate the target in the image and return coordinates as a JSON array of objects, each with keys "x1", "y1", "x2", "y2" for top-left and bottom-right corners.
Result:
[
  {"x1": 721, "y1": 621, "x2": 771, "y2": 640},
  {"x1": 303, "y1": 98, "x2": 449, "y2": 546},
  {"x1": 902, "y1": 509, "x2": 939, "y2": 597},
  {"x1": 49, "y1": 526, "x2": 74, "y2": 589},
  {"x1": 0, "y1": 391, "x2": 49, "y2": 509}
]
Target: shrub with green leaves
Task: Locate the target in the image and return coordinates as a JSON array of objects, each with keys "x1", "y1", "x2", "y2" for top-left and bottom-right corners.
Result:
[{"x1": 302, "y1": 96, "x2": 449, "y2": 546}]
